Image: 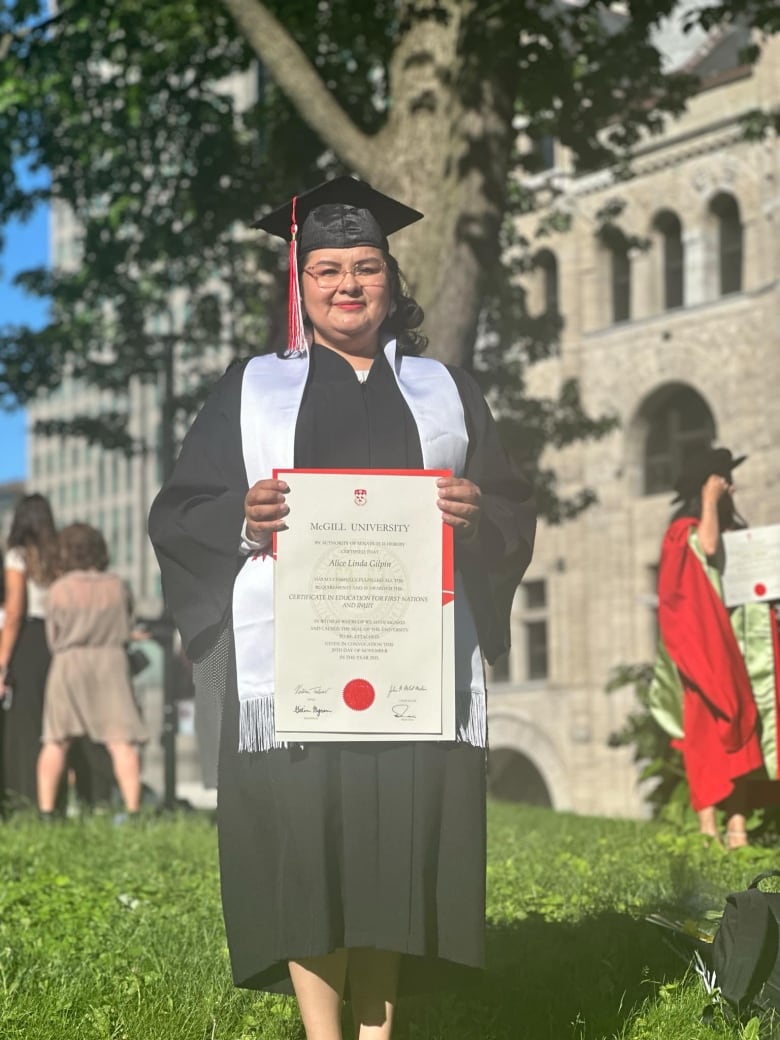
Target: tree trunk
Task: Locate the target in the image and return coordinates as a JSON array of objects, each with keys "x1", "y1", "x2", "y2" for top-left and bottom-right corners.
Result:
[
  {"x1": 370, "y1": 1, "x2": 519, "y2": 366},
  {"x1": 221, "y1": 0, "x2": 520, "y2": 367}
]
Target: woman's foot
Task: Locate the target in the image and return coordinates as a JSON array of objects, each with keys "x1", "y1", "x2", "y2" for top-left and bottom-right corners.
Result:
[{"x1": 725, "y1": 829, "x2": 748, "y2": 850}]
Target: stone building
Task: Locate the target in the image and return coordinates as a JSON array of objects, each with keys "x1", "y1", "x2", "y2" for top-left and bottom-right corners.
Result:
[{"x1": 488, "y1": 25, "x2": 780, "y2": 817}]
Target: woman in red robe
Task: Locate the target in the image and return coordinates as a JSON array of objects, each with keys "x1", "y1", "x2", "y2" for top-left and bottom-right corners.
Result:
[{"x1": 656, "y1": 448, "x2": 774, "y2": 848}]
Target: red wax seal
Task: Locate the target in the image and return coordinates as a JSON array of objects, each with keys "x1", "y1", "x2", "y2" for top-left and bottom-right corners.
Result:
[
  {"x1": 343, "y1": 679, "x2": 375, "y2": 711},
  {"x1": 754, "y1": 582, "x2": 767, "y2": 597}
]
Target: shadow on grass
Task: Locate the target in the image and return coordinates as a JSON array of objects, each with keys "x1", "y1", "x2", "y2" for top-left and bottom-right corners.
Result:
[{"x1": 395, "y1": 913, "x2": 690, "y2": 1040}]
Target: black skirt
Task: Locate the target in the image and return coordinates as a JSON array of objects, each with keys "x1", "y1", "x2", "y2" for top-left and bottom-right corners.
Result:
[
  {"x1": 2, "y1": 618, "x2": 49, "y2": 809},
  {"x1": 217, "y1": 655, "x2": 487, "y2": 996}
]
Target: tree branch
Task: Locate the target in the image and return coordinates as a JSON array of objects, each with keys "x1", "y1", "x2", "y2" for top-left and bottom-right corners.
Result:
[
  {"x1": 0, "y1": 8, "x2": 70, "y2": 61},
  {"x1": 219, "y1": 0, "x2": 379, "y2": 178}
]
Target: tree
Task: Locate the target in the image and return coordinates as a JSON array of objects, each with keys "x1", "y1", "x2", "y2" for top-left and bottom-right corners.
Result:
[
  {"x1": 218, "y1": 0, "x2": 777, "y2": 368},
  {"x1": 0, "y1": 0, "x2": 776, "y2": 501}
]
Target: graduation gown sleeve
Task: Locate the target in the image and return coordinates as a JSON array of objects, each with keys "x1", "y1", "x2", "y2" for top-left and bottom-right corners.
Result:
[
  {"x1": 447, "y1": 366, "x2": 537, "y2": 663},
  {"x1": 148, "y1": 362, "x2": 249, "y2": 660}
]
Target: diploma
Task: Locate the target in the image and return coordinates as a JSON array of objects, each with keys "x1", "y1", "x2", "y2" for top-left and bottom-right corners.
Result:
[
  {"x1": 272, "y1": 469, "x2": 455, "y2": 741},
  {"x1": 722, "y1": 524, "x2": 780, "y2": 606}
]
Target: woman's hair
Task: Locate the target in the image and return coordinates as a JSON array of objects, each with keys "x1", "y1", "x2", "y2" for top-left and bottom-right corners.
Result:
[
  {"x1": 380, "y1": 253, "x2": 428, "y2": 355},
  {"x1": 58, "y1": 523, "x2": 110, "y2": 573},
  {"x1": 297, "y1": 249, "x2": 428, "y2": 355},
  {"x1": 672, "y1": 492, "x2": 747, "y2": 531},
  {"x1": 6, "y1": 493, "x2": 59, "y2": 585}
]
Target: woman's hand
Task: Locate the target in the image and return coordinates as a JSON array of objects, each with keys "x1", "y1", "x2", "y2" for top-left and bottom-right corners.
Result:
[
  {"x1": 701, "y1": 473, "x2": 732, "y2": 507},
  {"x1": 245, "y1": 478, "x2": 290, "y2": 544},
  {"x1": 436, "y1": 477, "x2": 482, "y2": 541}
]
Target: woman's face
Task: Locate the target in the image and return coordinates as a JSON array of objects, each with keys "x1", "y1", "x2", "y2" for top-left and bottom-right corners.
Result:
[{"x1": 300, "y1": 245, "x2": 391, "y2": 358}]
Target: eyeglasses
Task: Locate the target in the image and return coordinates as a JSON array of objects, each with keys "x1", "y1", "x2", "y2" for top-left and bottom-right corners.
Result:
[{"x1": 302, "y1": 259, "x2": 387, "y2": 289}]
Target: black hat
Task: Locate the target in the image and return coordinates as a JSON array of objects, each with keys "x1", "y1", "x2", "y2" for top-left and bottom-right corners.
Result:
[
  {"x1": 672, "y1": 446, "x2": 747, "y2": 502},
  {"x1": 252, "y1": 176, "x2": 423, "y2": 356},
  {"x1": 252, "y1": 175, "x2": 423, "y2": 253}
]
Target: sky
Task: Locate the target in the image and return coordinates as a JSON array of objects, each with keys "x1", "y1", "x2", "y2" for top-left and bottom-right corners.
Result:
[{"x1": 0, "y1": 183, "x2": 48, "y2": 485}]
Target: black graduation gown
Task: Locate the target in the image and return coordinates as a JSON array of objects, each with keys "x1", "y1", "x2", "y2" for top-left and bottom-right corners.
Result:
[{"x1": 148, "y1": 344, "x2": 535, "y2": 995}]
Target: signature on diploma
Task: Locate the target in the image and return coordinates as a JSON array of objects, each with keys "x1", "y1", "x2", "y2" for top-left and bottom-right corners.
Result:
[
  {"x1": 295, "y1": 684, "x2": 331, "y2": 697},
  {"x1": 388, "y1": 683, "x2": 427, "y2": 695},
  {"x1": 391, "y1": 701, "x2": 418, "y2": 720},
  {"x1": 294, "y1": 704, "x2": 333, "y2": 718}
]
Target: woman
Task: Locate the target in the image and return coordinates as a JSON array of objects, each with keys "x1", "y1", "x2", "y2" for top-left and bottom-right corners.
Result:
[
  {"x1": 37, "y1": 523, "x2": 148, "y2": 818},
  {"x1": 149, "y1": 177, "x2": 536, "y2": 1040},
  {"x1": 651, "y1": 448, "x2": 780, "y2": 848},
  {"x1": 0, "y1": 493, "x2": 59, "y2": 810}
]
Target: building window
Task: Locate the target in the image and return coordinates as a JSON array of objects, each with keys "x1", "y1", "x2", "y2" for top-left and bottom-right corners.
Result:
[
  {"x1": 535, "y1": 249, "x2": 559, "y2": 317},
  {"x1": 642, "y1": 385, "x2": 716, "y2": 495},
  {"x1": 519, "y1": 580, "x2": 549, "y2": 680},
  {"x1": 602, "y1": 228, "x2": 630, "y2": 323},
  {"x1": 653, "y1": 210, "x2": 684, "y2": 310},
  {"x1": 528, "y1": 134, "x2": 556, "y2": 172},
  {"x1": 526, "y1": 621, "x2": 548, "y2": 680},
  {"x1": 711, "y1": 192, "x2": 742, "y2": 295}
]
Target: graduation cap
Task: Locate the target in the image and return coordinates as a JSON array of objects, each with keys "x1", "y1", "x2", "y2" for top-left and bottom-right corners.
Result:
[
  {"x1": 252, "y1": 176, "x2": 423, "y2": 356},
  {"x1": 672, "y1": 447, "x2": 747, "y2": 503}
]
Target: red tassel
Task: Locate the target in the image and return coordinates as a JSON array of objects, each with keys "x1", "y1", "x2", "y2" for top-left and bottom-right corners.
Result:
[{"x1": 286, "y1": 196, "x2": 308, "y2": 357}]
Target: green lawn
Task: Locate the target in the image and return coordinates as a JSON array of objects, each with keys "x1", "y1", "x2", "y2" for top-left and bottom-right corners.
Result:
[{"x1": 0, "y1": 802, "x2": 776, "y2": 1039}]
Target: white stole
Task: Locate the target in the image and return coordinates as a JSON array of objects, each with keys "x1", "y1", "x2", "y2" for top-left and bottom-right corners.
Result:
[{"x1": 233, "y1": 340, "x2": 486, "y2": 751}]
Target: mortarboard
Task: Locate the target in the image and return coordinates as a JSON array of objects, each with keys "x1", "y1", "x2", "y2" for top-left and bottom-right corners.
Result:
[
  {"x1": 252, "y1": 176, "x2": 423, "y2": 356},
  {"x1": 671, "y1": 446, "x2": 747, "y2": 503}
]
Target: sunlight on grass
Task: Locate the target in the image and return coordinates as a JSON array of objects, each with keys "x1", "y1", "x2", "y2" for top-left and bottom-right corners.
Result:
[{"x1": 0, "y1": 803, "x2": 776, "y2": 1039}]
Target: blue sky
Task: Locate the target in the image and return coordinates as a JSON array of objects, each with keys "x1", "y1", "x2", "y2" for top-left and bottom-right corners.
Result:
[{"x1": 0, "y1": 190, "x2": 48, "y2": 484}]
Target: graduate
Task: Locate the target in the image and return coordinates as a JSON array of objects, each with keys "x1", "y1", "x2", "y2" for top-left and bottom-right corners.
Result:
[
  {"x1": 650, "y1": 447, "x2": 780, "y2": 849},
  {"x1": 148, "y1": 176, "x2": 536, "y2": 1040}
]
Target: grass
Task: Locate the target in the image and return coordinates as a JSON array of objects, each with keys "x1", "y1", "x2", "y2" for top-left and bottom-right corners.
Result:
[{"x1": 0, "y1": 801, "x2": 778, "y2": 1039}]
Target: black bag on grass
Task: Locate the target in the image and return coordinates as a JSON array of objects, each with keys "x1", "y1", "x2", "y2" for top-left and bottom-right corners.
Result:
[{"x1": 712, "y1": 870, "x2": 780, "y2": 1015}]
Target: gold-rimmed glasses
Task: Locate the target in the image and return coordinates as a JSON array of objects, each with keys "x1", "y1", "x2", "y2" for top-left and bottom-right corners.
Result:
[{"x1": 302, "y1": 259, "x2": 387, "y2": 289}]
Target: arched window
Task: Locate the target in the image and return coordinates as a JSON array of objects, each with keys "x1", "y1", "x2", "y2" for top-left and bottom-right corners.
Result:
[
  {"x1": 710, "y1": 192, "x2": 742, "y2": 295},
  {"x1": 653, "y1": 210, "x2": 684, "y2": 310},
  {"x1": 601, "y1": 228, "x2": 630, "y2": 323},
  {"x1": 534, "y1": 249, "x2": 559, "y2": 316},
  {"x1": 642, "y1": 385, "x2": 716, "y2": 495}
]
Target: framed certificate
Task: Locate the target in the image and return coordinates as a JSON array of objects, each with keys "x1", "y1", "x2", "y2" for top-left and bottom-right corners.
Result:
[
  {"x1": 722, "y1": 524, "x2": 780, "y2": 607},
  {"x1": 272, "y1": 469, "x2": 455, "y2": 741}
]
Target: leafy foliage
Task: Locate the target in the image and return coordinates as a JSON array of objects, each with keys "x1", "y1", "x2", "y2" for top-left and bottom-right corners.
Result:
[
  {"x1": 0, "y1": 0, "x2": 775, "y2": 503},
  {"x1": 606, "y1": 661, "x2": 690, "y2": 821}
]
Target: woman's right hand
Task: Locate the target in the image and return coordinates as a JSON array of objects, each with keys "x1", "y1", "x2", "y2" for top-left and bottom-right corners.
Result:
[
  {"x1": 701, "y1": 473, "x2": 732, "y2": 507},
  {"x1": 244, "y1": 478, "x2": 290, "y2": 544}
]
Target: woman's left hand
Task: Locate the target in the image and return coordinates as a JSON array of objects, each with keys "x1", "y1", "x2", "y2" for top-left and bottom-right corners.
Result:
[{"x1": 436, "y1": 477, "x2": 482, "y2": 540}]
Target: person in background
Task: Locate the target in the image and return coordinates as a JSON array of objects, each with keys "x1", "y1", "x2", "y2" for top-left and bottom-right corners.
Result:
[
  {"x1": 150, "y1": 177, "x2": 536, "y2": 1040},
  {"x1": 36, "y1": 523, "x2": 149, "y2": 819},
  {"x1": 650, "y1": 447, "x2": 780, "y2": 848},
  {"x1": 0, "y1": 493, "x2": 60, "y2": 811}
]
